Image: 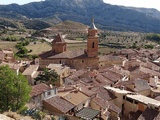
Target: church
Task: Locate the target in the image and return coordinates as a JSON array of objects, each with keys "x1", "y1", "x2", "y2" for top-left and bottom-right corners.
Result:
[{"x1": 39, "y1": 19, "x2": 99, "y2": 70}]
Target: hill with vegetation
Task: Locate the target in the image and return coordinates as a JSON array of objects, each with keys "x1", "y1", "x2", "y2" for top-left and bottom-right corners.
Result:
[
  {"x1": 0, "y1": 0, "x2": 160, "y2": 32},
  {"x1": 32, "y1": 20, "x2": 88, "y2": 37}
]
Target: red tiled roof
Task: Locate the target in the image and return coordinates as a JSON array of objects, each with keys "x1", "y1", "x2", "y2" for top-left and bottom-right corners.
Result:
[
  {"x1": 49, "y1": 50, "x2": 85, "y2": 59},
  {"x1": 138, "y1": 107, "x2": 160, "y2": 120},
  {"x1": 101, "y1": 71, "x2": 122, "y2": 82},
  {"x1": 78, "y1": 84, "x2": 96, "y2": 97},
  {"x1": 103, "y1": 111, "x2": 110, "y2": 117},
  {"x1": 134, "y1": 79, "x2": 150, "y2": 92},
  {"x1": 114, "y1": 80, "x2": 134, "y2": 88},
  {"x1": 40, "y1": 50, "x2": 86, "y2": 59},
  {"x1": 154, "y1": 96, "x2": 160, "y2": 101},
  {"x1": 62, "y1": 91, "x2": 89, "y2": 106},
  {"x1": 30, "y1": 83, "x2": 51, "y2": 97},
  {"x1": 109, "y1": 102, "x2": 121, "y2": 114},
  {"x1": 95, "y1": 74, "x2": 112, "y2": 85},
  {"x1": 67, "y1": 69, "x2": 87, "y2": 80},
  {"x1": 130, "y1": 110, "x2": 142, "y2": 120},
  {"x1": 80, "y1": 77, "x2": 93, "y2": 83},
  {"x1": 58, "y1": 85, "x2": 75, "y2": 92},
  {"x1": 99, "y1": 55, "x2": 122, "y2": 62},
  {"x1": 96, "y1": 87, "x2": 117, "y2": 101},
  {"x1": 92, "y1": 97, "x2": 109, "y2": 109},
  {"x1": 119, "y1": 49, "x2": 137, "y2": 55},
  {"x1": 140, "y1": 66, "x2": 160, "y2": 77},
  {"x1": 44, "y1": 96, "x2": 75, "y2": 113}
]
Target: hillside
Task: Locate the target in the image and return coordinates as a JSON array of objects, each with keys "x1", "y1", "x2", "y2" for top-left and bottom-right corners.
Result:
[
  {"x1": 0, "y1": 18, "x2": 52, "y2": 30},
  {"x1": 51, "y1": 20, "x2": 88, "y2": 32},
  {"x1": 0, "y1": 0, "x2": 160, "y2": 32},
  {"x1": 32, "y1": 20, "x2": 88, "y2": 37},
  {"x1": 0, "y1": 18, "x2": 18, "y2": 28}
]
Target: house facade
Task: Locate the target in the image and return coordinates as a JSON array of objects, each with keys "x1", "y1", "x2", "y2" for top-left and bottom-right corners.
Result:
[{"x1": 28, "y1": 83, "x2": 57, "y2": 110}]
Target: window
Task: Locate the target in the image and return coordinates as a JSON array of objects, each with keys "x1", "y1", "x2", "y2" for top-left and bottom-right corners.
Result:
[
  {"x1": 123, "y1": 96, "x2": 125, "y2": 100},
  {"x1": 82, "y1": 60, "x2": 84, "y2": 63},
  {"x1": 92, "y1": 42, "x2": 95, "y2": 48},
  {"x1": 83, "y1": 103, "x2": 85, "y2": 106},
  {"x1": 47, "y1": 91, "x2": 51, "y2": 96},
  {"x1": 54, "y1": 89, "x2": 57, "y2": 94},
  {"x1": 126, "y1": 97, "x2": 134, "y2": 103}
]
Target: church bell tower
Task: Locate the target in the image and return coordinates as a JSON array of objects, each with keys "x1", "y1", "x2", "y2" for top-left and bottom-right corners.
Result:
[{"x1": 87, "y1": 18, "x2": 99, "y2": 58}]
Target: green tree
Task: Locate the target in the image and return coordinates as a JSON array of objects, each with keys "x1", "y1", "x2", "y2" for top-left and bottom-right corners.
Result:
[
  {"x1": 35, "y1": 69, "x2": 59, "y2": 85},
  {"x1": 0, "y1": 65, "x2": 31, "y2": 112}
]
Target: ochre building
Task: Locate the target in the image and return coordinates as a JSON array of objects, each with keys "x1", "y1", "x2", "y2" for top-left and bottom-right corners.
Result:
[{"x1": 39, "y1": 19, "x2": 99, "y2": 70}]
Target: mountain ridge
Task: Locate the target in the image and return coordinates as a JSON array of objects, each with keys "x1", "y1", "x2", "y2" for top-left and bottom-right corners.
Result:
[{"x1": 0, "y1": 0, "x2": 160, "y2": 32}]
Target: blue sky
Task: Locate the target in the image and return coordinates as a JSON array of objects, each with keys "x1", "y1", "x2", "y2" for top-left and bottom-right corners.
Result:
[{"x1": 0, "y1": 0, "x2": 160, "y2": 11}]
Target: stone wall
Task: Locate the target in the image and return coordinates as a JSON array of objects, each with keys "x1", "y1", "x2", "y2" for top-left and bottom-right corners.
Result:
[{"x1": 39, "y1": 57, "x2": 99, "y2": 70}]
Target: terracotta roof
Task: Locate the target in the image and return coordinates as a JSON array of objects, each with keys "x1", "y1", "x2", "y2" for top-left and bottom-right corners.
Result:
[
  {"x1": 109, "y1": 102, "x2": 121, "y2": 114},
  {"x1": 141, "y1": 61, "x2": 160, "y2": 71},
  {"x1": 30, "y1": 83, "x2": 51, "y2": 97},
  {"x1": 154, "y1": 96, "x2": 160, "y2": 101},
  {"x1": 138, "y1": 107, "x2": 160, "y2": 120},
  {"x1": 80, "y1": 77, "x2": 93, "y2": 84},
  {"x1": 52, "y1": 33, "x2": 66, "y2": 43},
  {"x1": 44, "y1": 96, "x2": 75, "y2": 113},
  {"x1": 0, "y1": 62, "x2": 20, "y2": 70},
  {"x1": 62, "y1": 90, "x2": 89, "y2": 106},
  {"x1": 130, "y1": 71, "x2": 150, "y2": 81},
  {"x1": 99, "y1": 68, "x2": 123, "y2": 79},
  {"x1": 110, "y1": 66, "x2": 130, "y2": 76},
  {"x1": 92, "y1": 97, "x2": 109, "y2": 109},
  {"x1": 75, "y1": 107, "x2": 100, "y2": 120},
  {"x1": 114, "y1": 80, "x2": 134, "y2": 88},
  {"x1": 103, "y1": 111, "x2": 110, "y2": 117},
  {"x1": 140, "y1": 66, "x2": 160, "y2": 77},
  {"x1": 96, "y1": 87, "x2": 116, "y2": 101},
  {"x1": 67, "y1": 69, "x2": 87, "y2": 80},
  {"x1": 80, "y1": 71, "x2": 97, "y2": 78},
  {"x1": 101, "y1": 70, "x2": 122, "y2": 82},
  {"x1": 119, "y1": 49, "x2": 137, "y2": 55},
  {"x1": 78, "y1": 84, "x2": 96, "y2": 97},
  {"x1": 134, "y1": 79, "x2": 150, "y2": 92},
  {"x1": 58, "y1": 85, "x2": 75, "y2": 92},
  {"x1": 49, "y1": 50, "x2": 85, "y2": 59},
  {"x1": 40, "y1": 50, "x2": 86, "y2": 59},
  {"x1": 130, "y1": 110, "x2": 142, "y2": 120},
  {"x1": 95, "y1": 74, "x2": 112, "y2": 85},
  {"x1": 99, "y1": 55, "x2": 122, "y2": 62},
  {"x1": 22, "y1": 65, "x2": 39, "y2": 76}
]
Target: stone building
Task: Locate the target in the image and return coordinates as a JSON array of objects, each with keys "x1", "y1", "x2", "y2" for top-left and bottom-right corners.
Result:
[{"x1": 39, "y1": 19, "x2": 99, "y2": 70}]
